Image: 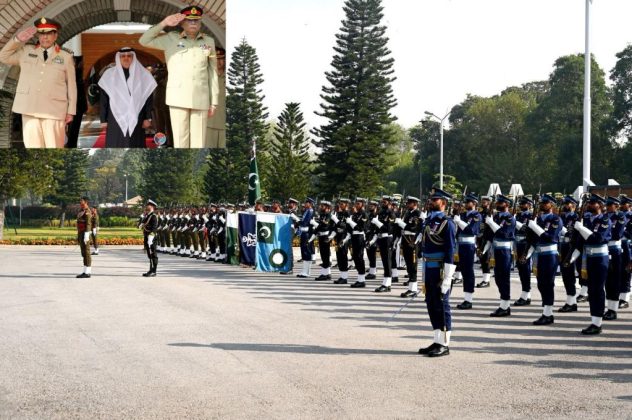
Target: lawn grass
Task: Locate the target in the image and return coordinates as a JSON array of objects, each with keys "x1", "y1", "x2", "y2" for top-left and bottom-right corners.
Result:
[{"x1": 2, "y1": 226, "x2": 142, "y2": 240}]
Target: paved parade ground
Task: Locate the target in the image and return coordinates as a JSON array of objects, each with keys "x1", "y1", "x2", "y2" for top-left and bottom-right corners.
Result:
[{"x1": 0, "y1": 246, "x2": 631, "y2": 419}]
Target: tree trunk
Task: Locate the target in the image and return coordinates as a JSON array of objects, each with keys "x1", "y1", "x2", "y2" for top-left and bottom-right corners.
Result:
[
  {"x1": 0, "y1": 206, "x2": 4, "y2": 241},
  {"x1": 60, "y1": 211, "x2": 66, "y2": 228}
]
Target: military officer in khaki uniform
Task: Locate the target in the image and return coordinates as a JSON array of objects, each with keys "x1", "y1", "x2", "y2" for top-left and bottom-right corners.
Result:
[
  {"x1": 206, "y1": 47, "x2": 226, "y2": 148},
  {"x1": 139, "y1": 5, "x2": 219, "y2": 148},
  {"x1": 0, "y1": 18, "x2": 77, "y2": 148},
  {"x1": 77, "y1": 197, "x2": 92, "y2": 278}
]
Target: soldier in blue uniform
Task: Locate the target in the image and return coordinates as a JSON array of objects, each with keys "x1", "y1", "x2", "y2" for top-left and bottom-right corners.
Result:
[
  {"x1": 348, "y1": 198, "x2": 369, "y2": 288},
  {"x1": 418, "y1": 188, "x2": 456, "y2": 358},
  {"x1": 314, "y1": 201, "x2": 335, "y2": 281},
  {"x1": 568, "y1": 194, "x2": 611, "y2": 335},
  {"x1": 373, "y1": 196, "x2": 396, "y2": 293},
  {"x1": 620, "y1": 195, "x2": 632, "y2": 309},
  {"x1": 559, "y1": 196, "x2": 581, "y2": 312},
  {"x1": 332, "y1": 198, "x2": 352, "y2": 284},
  {"x1": 604, "y1": 196, "x2": 626, "y2": 320},
  {"x1": 398, "y1": 196, "x2": 422, "y2": 297},
  {"x1": 514, "y1": 197, "x2": 535, "y2": 306},
  {"x1": 453, "y1": 193, "x2": 482, "y2": 309},
  {"x1": 476, "y1": 196, "x2": 494, "y2": 288},
  {"x1": 280, "y1": 198, "x2": 301, "y2": 275},
  {"x1": 487, "y1": 194, "x2": 516, "y2": 317},
  {"x1": 522, "y1": 194, "x2": 561, "y2": 325},
  {"x1": 296, "y1": 198, "x2": 315, "y2": 278},
  {"x1": 365, "y1": 199, "x2": 380, "y2": 280}
]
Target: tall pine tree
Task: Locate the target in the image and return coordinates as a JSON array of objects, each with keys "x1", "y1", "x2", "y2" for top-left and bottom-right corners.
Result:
[
  {"x1": 203, "y1": 149, "x2": 233, "y2": 202},
  {"x1": 268, "y1": 102, "x2": 312, "y2": 202},
  {"x1": 225, "y1": 38, "x2": 269, "y2": 201},
  {"x1": 313, "y1": 0, "x2": 397, "y2": 197},
  {"x1": 139, "y1": 149, "x2": 198, "y2": 205},
  {"x1": 45, "y1": 149, "x2": 89, "y2": 227}
]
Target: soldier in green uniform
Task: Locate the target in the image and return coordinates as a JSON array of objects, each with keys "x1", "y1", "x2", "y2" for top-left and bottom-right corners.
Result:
[
  {"x1": 76, "y1": 197, "x2": 92, "y2": 278},
  {"x1": 139, "y1": 5, "x2": 219, "y2": 148},
  {"x1": 90, "y1": 206, "x2": 99, "y2": 255}
]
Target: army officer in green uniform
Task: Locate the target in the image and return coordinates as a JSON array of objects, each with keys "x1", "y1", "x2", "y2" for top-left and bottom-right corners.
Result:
[
  {"x1": 77, "y1": 197, "x2": 92, "y2": 278},
  {"x1": 139, "y1": 5, "x2": 219, "y2": 148}
]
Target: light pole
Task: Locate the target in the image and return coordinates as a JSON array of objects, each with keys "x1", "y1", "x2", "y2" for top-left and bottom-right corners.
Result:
[
  {"x1": 425, "y1": 110, "x2": 451, "y2": 190},
  {"x1": 124, "y1": 174, "x2": 128, "y2": 204},
  {"x1": 582, "y1": 0, "x2": 593, "y2": 189}
]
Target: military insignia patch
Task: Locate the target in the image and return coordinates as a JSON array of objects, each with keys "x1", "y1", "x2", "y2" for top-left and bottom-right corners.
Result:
[
  {"x1": 53, "y1": 56, "x2": 64, "y2": 64},
  {"x1": 28, "y1": 53, "x2": 38, "y2": 58}
]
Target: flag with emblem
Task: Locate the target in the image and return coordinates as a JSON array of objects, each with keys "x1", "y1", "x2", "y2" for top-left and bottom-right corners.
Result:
[
  {"x1": 226, "y1": 211, "x2": 239, "y2": 265},
  {"x1": 255, "y1": 212, "x2": 293, "y2": 272},
  {"x1": 238, "y1": 212, "x2": 256, "y2": 266},
  {"x1": 248, "y1": 142, "x2": 261, "y2": 206}
]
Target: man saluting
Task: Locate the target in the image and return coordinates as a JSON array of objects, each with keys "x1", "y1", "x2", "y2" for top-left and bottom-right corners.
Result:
[{"x1": 0, "y1": 18, "x2": 77, "y2": 148}]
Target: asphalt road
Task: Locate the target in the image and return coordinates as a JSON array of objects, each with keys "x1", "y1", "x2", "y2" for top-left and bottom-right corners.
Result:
[{"x1": 0, "y1": 246, "x2": 630, "y2": 419}]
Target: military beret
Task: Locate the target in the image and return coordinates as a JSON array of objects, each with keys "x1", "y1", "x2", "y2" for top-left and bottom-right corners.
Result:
[
  {"x1": 181, "y1": 5, "x2": 203, "y2": 19},
  {"x1": 35, "y1": 17, "x2": 61, "y2": 33}
]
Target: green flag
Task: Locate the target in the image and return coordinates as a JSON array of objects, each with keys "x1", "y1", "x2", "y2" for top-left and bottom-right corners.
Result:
[{"x1": 248, "y1": 145, "x2": 261, "y2": 205}]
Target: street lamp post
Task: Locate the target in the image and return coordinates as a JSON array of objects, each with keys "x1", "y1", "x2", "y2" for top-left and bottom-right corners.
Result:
[{"x1": 425, "y1": 110, "x2": 451, "y2": 190}]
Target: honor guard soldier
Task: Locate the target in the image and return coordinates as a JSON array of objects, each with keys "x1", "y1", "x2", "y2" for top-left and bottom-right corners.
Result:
[
  {"x1": 399, "y1": 196, "x2": 422, "y2": 298},
  {"x1": 418, "y1": 188, "x2": 456, "y2": 358},
  {"x1": 522, "y1": 194, "x2": 561, "y2": 325},
  {"x1": 620, "y1": 196, "x2": 632, "y2": 308},
  {"x1": 216, "y1": 205, "x2": 228, "y2": 263},
  {"x1": 567, "y1": 194, "x2": 611, "y2": 334},
  {"x1": 313, "y1": 201, "x2": 335, "y2": 281},
  {"x1": 390, "y1": 197, "x2": 403, "y2": 283},
  {"x1": 453, "y1": 193, "x2": 482, "y2": 309},
  {"x1": 332, "y1": 198, "x2": 352, "y2": 284},
  {"x1": 365, "y1": 199, "x2": 380, "y2": 280},
  {"x1": 486, "y1": 194, "x2": 516, "y2": 317},
  {"x1": 476, "y1": 196, "x2": 494, "y2": 288},
  {"x1": 348, "y1": 198, "x2": 369, "y2": 288},
  {"x1": 141, "y1": 200, "x2": 159, "y2": 277},
  {"x1": 0, "y1": 18, "x2": 77, "y2": 147},
  {"x1": 604, "y1": 196, "x2": 625, "y2": 320},
  {"x1": 139, "y1": 6, "x2": 219, "y2": 148},
  {"x1": 280, "y1": 198, "x2": 301, "y2": 275},
  {"x1": 297, "y1": 198, "x2": 316, "y2": 278},
  {"x1": 373, "y1": 195, "x2": 396, "y2": 293},
  {"x1": 76, "y1": 197, "x2": 93, "y2": 278},
  {"x1": 559, "y1": 196, "x2": 581, "y2": 312},
  {"x1": 90, "y1": 207, "x2": 100, "y2": 255},
  {"x1": 514, "y1": 197, "x2": 534, "y2": 306},
  {"x1": 199, "y1": 209, "x2": 209, "y2": 259}
]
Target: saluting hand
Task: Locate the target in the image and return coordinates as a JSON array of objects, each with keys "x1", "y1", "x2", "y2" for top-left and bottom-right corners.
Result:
[
  {"x1": 16, "y1": 27, "x2": 37, "y2": 42},
  {"x1": 162, "y1": 13, "x2": 186, "y2": 27}
]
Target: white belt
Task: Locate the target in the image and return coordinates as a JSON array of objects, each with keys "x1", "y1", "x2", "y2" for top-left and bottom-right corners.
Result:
[
  {"x1": 584, "y1": 244, "x2": 608, "y2": 257},
  {"x1": 352, "y1": 231, "x2": 365, "y2": 236},
  {"x1": 318, "y1": 232, "x2": 330, "y2": 236},
  {"x1": 457, "y1": 236, "x2": 476, "y2": 244},
  {"x1": 493, "y1": 240, "x2": 513, "y2": 249},
  {"x1": 561, "y1": 237, "x2": 571, "y2": 243},
  {"x1": 608, "y1": 240, "x2": 622, "y2": 248},
  {"x1": 378, "y1": 233, "x2": 392, "y2": 238},
  {"x1": 515, "y1": 235, "x2": 526, "y2": 242},
  {"x1": 300, "y1": 227, "x2": 309, "y2": 232},
  {"x1": 536, "y1": 244, "x2": 557, "y2": 254},
  {"x1": 403, "y1": 231, "x2": 416, "y2": 235}
]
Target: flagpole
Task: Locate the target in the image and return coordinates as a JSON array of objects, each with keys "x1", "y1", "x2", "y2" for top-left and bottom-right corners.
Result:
[{"x1": 582, "y1": 0, "x2": 592, "y2": 189}]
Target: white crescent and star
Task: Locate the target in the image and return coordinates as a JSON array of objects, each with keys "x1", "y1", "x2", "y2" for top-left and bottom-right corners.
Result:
[{"x1": 259, "y1": 226, "x2": 271, "y2": 239}]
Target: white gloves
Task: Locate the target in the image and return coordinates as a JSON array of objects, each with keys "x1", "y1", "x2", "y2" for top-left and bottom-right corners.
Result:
[
  {"x1": 453, "y1": 215, "x2": 467, "y2": 231},
  {"x1": 83, "y1": 232, "x2": 90, "y2": 243},
  {"x1": 482, "y1": 241, "x2": 492, "y2": 255},
  {"x1": 346, "y1": 217, "x2": 357, "y2": 229},
  {"x1": 395, "y1": 218, "x2": 406, "y2": 229},
  {"x1": 369, "y1": 236, "x2": 377, "y2": 246},
  {"x1": 415, "y1": 233, "x2": 422, "y2": 244},
  {"x1": 420, "y1": 211, "x2": 428, "y2": 221},
  {"x1": 485, "y1": 216, "x2": 500, "y2": 233},
  {"x1": 290, "y1": 213, "x2": 300, "y2": 222},
  {"x1": 371, "y1": 218, "x2": 384, "y2": 229},
  {"x1": 92, "y1": 228, "x2": 97, "y2": 235},
  {"x1": 515, "y1": 221, "x2": 524, "y2": 230},
  {"x1": 569, "y1": 249, "x2": 581, "y2": 263},
  {"x1": 148, "y1": 234, "x2": 154, "y2": 246},
  {"x1": 300, "y1": 226, "x2": 309, "y2": 233},
  {"x1": 310, "y1": 219, "x2": 319, "y2": 228},
  {"x1": 203, "y1": 215, "x2": 209, "y2": 222},
  {"x1": 342, "y1": 233, "x2": 351, "y2": 245},
  {"x1": 308, "y1": 234, "x2": 316, "y2": 243},
  {"x1": 574, "y1": 221, "x2": 593, "y2": 240},
  {"x1": 217, "y1": 228, "x2": 223, "y2": 234},
  {"x1": 328, "y1": 232, "x2": 336, "y2": 240},
  {"x1": 525, "y1": 246, "x2": 535, "y2": 260},
  {"x1": 560, "y1": 226, "x2": 567, "y2": 236},
  {"x1": 219, "y1": 216, "x2": 225, "y2": 224},
  {"x1": 442, "y1": 263, "x2": 456, "y2": 294},
  {"x1": 331, "y1": 214, "x2": 339, "y2": 224},
  {"x1": 528, "y1": 219, "x2": 545, "y2": 236}
]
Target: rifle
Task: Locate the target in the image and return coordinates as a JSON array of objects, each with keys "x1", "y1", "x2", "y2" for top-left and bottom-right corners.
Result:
[{"x1": 562, "y1": 191, "x2": 591, "y2": 268}]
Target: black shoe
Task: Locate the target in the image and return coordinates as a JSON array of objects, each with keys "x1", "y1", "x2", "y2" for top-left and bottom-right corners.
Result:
[
  {"x1": 456, "y1": 301, "x2": 472, "y2": 310},
  {"x1": 314, "y1": 275, "x2": 331, "y2": 281},
  {"x1": 576, "y1": 294, "x2": 589, "y2": 303},
  {"x1": 297, "y1": 259, "x2": 303, "y2": 263},
  {"x1": 418, "y1": 342, "x2": 441, "y2": 355},
  {"x1": 332, "y1": 264, "x2": 338, "y2": 269},
  {"x1": 402, "y1": 281, "x2": 410, "y2": 286},
  {"x1": 365, "y1": 273, "x2": 376, "y2": 280},
  {"x1": 558, "y1": 303, "x2": 578, "y2": 313},
  {"x1": 581, "y1": 324, "x2": 602, "y2": 335},
  {"x1": 279, "y1": 271, "x2": 293, "y2": 275},
  {"x1": 333, "y1": 278, "x2": 348, "y2": 285},
  {"x1": 533, "y1": 315, "x2": 554, "y2": 325},
  {"x1": 397, "y1": 266, "x2": 406, "y2": 270},
  {"x1": 452, "y1": 278, "x2": 463, "y2": 285},
  {"x1": 603, "y1": 309, "x2": 617, "y2": 321},
  {"x1": 350, "y1": 281, "x2": 366, "y2": 288},
  {"x1": 490, "y1": 307, "x2": 511, "y2": 317},
  {"x1": 91, "y1": 251, "x2": 99, "y2": 255},
  {"x1": 142, "y1": 271, "x2": 152, "y2": 277},
  {"x1": 513, "y1": 297, "x2": 531, "y2": 306},
  {"x1": 476, "y1": 280, "x2": 490, "y2": 288},
  {"x1": 296, "y1": 274, "x2": 309, "y2": 278},
  {"x1": 619, "y1": 300, "x2": 629, "y2": 309},
  {"x1": 374, "y1": 285, "x2": 391, "y2": 293},
  {"x1": 428, "y1": 345, "x2": 450, "y2": 358},
  {"x1": 400, "y1": 290, "x2": 418, "y2": 298},
  {"x1": 392, "y1": 277, "x2": 399, "y2": 283},
  {"x1": 76, "y1": 273, "x2": 91, "y2": 278}
]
